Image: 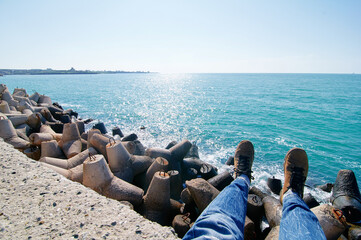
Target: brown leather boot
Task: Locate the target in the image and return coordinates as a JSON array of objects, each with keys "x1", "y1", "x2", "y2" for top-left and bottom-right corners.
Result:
[
  {"x1": 234, "y1": 140, "x2": 254, "y2": 180},
  {"x1": 280, "y1": 148, "x2": 308, "y2": 204}
]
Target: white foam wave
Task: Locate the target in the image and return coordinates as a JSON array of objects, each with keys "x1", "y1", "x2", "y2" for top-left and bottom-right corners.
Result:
[{"x1": 60, "y1": 103, "x2": 82, "y2": 109}]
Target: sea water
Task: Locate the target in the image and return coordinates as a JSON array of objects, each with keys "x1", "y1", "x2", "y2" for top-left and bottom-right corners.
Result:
[{"x1": 2, "y1": 73, "x2": 360, "y2": 200}]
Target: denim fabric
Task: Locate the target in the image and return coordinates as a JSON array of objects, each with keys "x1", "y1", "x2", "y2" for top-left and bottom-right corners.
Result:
[
  {"x1": 183, "y1": 175, "x2": 250, "y2": 240},
  {"x1": 279, "y1": 191, "x2": 326, "y2": 240},
  {"x1": 183, "y1": 176, "x2": 326, "y2": 240}
]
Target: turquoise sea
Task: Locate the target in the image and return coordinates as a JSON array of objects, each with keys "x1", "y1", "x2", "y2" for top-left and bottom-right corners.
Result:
[{"x1": 2, "y1": 73, "x2": 361, "y2": 198}]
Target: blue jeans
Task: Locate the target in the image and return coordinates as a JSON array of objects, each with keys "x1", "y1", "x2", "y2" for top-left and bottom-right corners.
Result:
[
  {"x1": 183, "y1": 175, "x2": 326, "y2": 240},
  {"x1": 279, "y1": 191, "x2": 326, "y2": 240}
]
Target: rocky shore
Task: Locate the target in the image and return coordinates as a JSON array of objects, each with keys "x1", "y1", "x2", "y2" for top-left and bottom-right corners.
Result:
[{"x1": 1, "y1": 84, "x2": 360, "y2": 239}]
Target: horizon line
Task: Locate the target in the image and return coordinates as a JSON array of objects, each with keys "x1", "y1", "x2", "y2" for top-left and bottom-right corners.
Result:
[{"x1": 0, "y1": 68, "x2": 359, "y2": 75}]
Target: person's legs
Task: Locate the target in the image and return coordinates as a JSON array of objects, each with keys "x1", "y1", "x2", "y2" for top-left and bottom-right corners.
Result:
[
  {"x1": 279, "y1": 191, "x2": 326, "y2": 240},
  {"x1": 279, "y1": 148, "x2": 326, "y2": 240},
  {"x1": 183, "y1": 140, "x2": 255, "y2": 240},
  {"x1": 183, "y1": 175, "x2": 250, "y2": 240}
]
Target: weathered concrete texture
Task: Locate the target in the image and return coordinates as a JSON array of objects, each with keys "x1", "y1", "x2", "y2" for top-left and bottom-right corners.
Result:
[{"x1": 0, "y1": 139, "x2": 178, "y2": 240}]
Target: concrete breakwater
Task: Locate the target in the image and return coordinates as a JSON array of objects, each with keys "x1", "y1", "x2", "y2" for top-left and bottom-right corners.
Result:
[
  {"x1": 0, "y1": 139, "x2": 177, "y2": 239},
  {"x1": 0, "y1": 84, "x2": 360, "y2": 239}
]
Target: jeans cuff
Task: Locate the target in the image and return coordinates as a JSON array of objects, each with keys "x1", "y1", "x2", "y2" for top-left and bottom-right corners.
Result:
[
  {"x1": 236, "y1": 174, "x2": 250, "y2": 188},
  {"x1": 283, "y1": 189, "x2": 300, "y2": 200}
]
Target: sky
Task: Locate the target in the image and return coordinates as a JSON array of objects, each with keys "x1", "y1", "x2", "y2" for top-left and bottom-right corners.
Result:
[{"x1": 0, "y1": 0, "x2": 360, "y2": 73}]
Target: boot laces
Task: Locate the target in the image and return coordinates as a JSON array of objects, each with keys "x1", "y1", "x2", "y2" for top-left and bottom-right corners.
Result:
[
  {"x1": 234, "y1": 155, "x2": 253, "y2": 179},
  {"x1": 288, "y1": 166, "x2": 306, "y2": 194}
]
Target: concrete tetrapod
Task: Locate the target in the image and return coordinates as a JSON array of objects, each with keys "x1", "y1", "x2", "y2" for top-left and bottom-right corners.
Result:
[
  {"x1": 165, "y1": 141, "x2": 177, "y2": 149},
  {"x1": 28, "y1": 125, "x2": 62, "y2": 146},
  {"x1": 182, "y1": 157, "x2": 217, "y2": 177},
  {"x1": 12, "y1": 94, "x2": 29, "y2": 103},
  {"x1": 56, "y1": 112, "x2": 71, "y2": 124},
  {"x1": 13, "y1": 98, "x2": 31, "y2": 109},
  {"x1": 183, "y1": 168, "x2": 198, "y2": 181},
  {"x1": 81, "y1": 132, "x2": 88, "y2": 141},
  {"x1": 40, "y1": 140, "x2": 65, "y2": 158},
  {"x1": 38, "y1": 94, "x2": 52, "y2": 105},
  {"x1": 146, "y1": 147, "x2": 171, "y2": 160},
  {"x1": 169, "y1": 199, "x2": 185, "y2": 223},
  {"x1": 184, "y1": 142, "x2": 200, "y2": 159},
  {"x1": 169, "y1": 140, "x2": 192, "y2": 174},
  {"x1": 180, "y1": 188, "x2": 194, "y2": 206},
  {"x1": 122, "y1": 133, "x2": 138, "y2": 141},
  {"x1": 83, "y1": 154, "x2": 144, "y2": 206},
  {"x1": 40, "y1": 124, "x2": 62, "y2": 137},
  {"x1": 1, "y1": 89, "x2": 19, "y2": 107},
  {"x1": 7, "y1": 114, "x2": 28, "y2": 128},
  {"x1": 59, "y1": 122, "x2": 82, "y2": 158},
  {"x1": 121, "y1": 141, "x2": 136, "y2": 155},
  {"x1": 0, "y1": 84, "x2": 7, "y2": 93},
  {"x1": 267, "y1": 177, "x2": 282, "y2": 195},
  {"x1": 75, "y1": 121, "x2": 85, "y2": 135},
  {"x1": 244, "y1": 216, "x2": 256, "y2": 240},
  {"x1": 18, "y1": 100, "x2": 36, "y2": 113},
  {"x1": 26, "y1": 113, "x2": 43, "y2": 131},
  {"x1": 15, "y1": 126, "x2": 29, "y2": 141},
  {"x1": 47, "y1": 105, "x2": 63, "y2": 118},
  {"x1": 13, "y1": 87, "x2": 28, "y2": 96},
  {"x1": 80, "y1": 138, "x2": 87, "y2": 151},
  {"x1": 29, "y1": 133, "x2": 57, "y2": 146},
  {"x1": 144, "y1": 157, "x2": 169, "y2": 192},
  {"x1": 86, "y1": 129, "x2": 101, "y2": 149},
  {"x1": 41, "y1": 162, "x2": 83, "y2": 183},
  {"x1": 13, "y1": 98, "x2": 30, "y2": 109},
  {"x1": 88, "y1": 132, "x2": 110, "y2": 159},
  {"x1": 199, "y1": 164, "x2": 217, "y2": 180},
  {"x1": 172, "y1": 214, "x2": 192, "y2": 238},
  {"x1": 247, "y1": 194, "x2": 264, "y2": 226},
  {"x1": 143, "y1": 171, "x2": 171, "y2": 225},
  {"x1": 131, "y1": 155, "x2": 155, "y2": 189},
  {"x1": 146, "y1": 139, "x2": 192, "y2": 179},
  {"x1": 45, "y1": 121, "x2": 64, "y2": 134},
  {"x1": 40, "y1": 108, "x2": 58, "y2": 123},
  {"x1": 331, "y1": 169, "x2": 361, "y2": 223},
  {"x1": 303, "y1": 193, "x2": 320, "y2": 209},
  {"x1": 93, "y1": 121, "x2": 107, "y2": 134},
  {"x1": 311, "y1": 204, "x2": 347, "y2": 240},
  {"x1": 186, "y1": 178, "x2": 220, "y2": 213},
  {"x1": 168, "y1": 170, "x2": 183, "y2": 200},
  {"x1": 132, "y1": 140, "x2": 146, "y2": 156},
  {"x1": 0, "y1": 117, "x2": 30, "y2": 149},
  {"x1": 249, "y1": 186, "x2": 268, "y2": 200},
  {"x1": 262, "y1": 195, "x2": 282, "y2": 228},
  {"x1": 0, "y1": 100, "x2": 11, "y2": 114},
  {"x1": 131, "y1": 155, "x2": 154, "y2": 176},
  {"x1": 181, "y1": 202, "x2": 198, "y2": 223},
  {"x1": 40, "y1": 147, "x2": 98, "y2": 169},
  {"x1": 264, "y1": 226, "x2": 280, "y2": 240},
  {"x1": 106, "y1": 139, "x2": 133, "y2": 182},
  {"x1": 29, "y1": 92, "x2": 40, "y2": 103},
  {"x1": 316, "y1": 183, "x2": 333, "y2": 193},
  {"x1": 207, "y1": 171, "x2": 234, "y2": 191},
  {"x1": 22, "y1": 108, "x2": 33, "y2": 117},
  {"x1": 112, "y1": 126, "x2": 124, "y2": 138}
]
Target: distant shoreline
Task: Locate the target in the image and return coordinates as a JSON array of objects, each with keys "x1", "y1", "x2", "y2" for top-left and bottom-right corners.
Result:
[{"x1": 0, "y1": 68, "x2": 151, "y2": 76}]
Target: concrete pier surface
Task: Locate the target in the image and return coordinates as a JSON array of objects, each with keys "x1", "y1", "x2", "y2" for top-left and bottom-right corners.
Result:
[{"x1": 0, "y1": 139, "x2": 178, "y2": 239}]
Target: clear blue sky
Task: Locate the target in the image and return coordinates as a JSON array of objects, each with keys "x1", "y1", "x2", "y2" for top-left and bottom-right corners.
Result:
[{"x1": 1, "y1": 0, "x2": 360, "y2": 73}]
